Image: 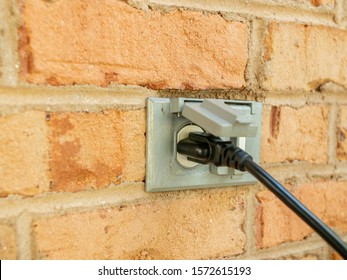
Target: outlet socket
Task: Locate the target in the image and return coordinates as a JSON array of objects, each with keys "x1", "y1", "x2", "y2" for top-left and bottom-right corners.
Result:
[{"x1": 146, "y1": 98, "x2": 262, "y2": 192}]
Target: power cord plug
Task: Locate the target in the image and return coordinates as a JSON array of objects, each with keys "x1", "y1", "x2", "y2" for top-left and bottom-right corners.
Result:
[
  {"x1": 177, "y1": 132, "x2": 347, "y2": 259},
  {"x1": 177, "y1": 132, "x2": 251, "y2": 171}
]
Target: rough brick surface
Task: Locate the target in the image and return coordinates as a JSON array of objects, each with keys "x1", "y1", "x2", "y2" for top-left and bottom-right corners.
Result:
[
  {"x1": 19, "y1": 0, "x2": 247, "y2": 89},
  {"x1": 122, "y1": 110, "x2": 146, "y2": 182},
  {"x1": 308, "y1": 0, "x2": 334, "y2": 7},
  {"x1": 33, "y1": 189, "x2": 246, "y2": 259},
  {"x1": 0, "y1": 111, "x2": 49, "y2": 196},
  {"x1": 263, "y1": 22, "x2": 347, "y2": 91},
  {"x1": 49, "y1": 109, "x2": 145, "y2": 192},
  {"x1": 256, "y1": 181, "x2": 347, "y2": 248},
  {"x1": 260, "y1": 105, "x2": 328, "y2": 163},
  {"x1": 0, "y1": 224, "x2": 16, "y2": 259},
  {"x1": 337, "y1": 107, "x2": 347, "y2": 161}
]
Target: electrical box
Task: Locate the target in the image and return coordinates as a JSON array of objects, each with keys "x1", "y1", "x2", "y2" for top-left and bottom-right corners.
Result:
[{"x1": 146, "y1": 98, "x2": 262, "y2": 192}]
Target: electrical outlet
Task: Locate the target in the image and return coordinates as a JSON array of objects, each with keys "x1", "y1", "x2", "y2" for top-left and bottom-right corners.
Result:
[
  {"x1": 146, "y1": 98, "x2": 262, "y2": 192},
  {"x1": 176, "y1": 124, "x2": 204, "y2": 168}
]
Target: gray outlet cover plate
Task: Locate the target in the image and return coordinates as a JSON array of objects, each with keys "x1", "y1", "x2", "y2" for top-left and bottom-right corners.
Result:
[{"x1": 146, "y1": 98, "x2": 262, "y2": 192}]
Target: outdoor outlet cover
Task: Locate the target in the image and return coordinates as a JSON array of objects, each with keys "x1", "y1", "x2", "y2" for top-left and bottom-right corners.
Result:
[{"x1": 146, "y1": 98, "x2": 262, "y2": 192}]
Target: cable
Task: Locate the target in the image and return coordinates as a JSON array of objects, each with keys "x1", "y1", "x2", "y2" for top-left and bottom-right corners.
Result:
[
  {"x1": 177, "y1": 132, "x2": 347, "y2": 259},
  {"x1": 243, "y1": 159, "x2": 347, "y2": 259}
]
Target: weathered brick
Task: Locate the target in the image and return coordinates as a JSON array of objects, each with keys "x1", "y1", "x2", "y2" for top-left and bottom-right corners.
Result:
[
  {"x1": 256, "y1": 181, "x2": 347, "y2": 248},
  {"x1": 0, "y1": 224, "x2": 16, "y2": 259},
  {"x1": 260, "y1": 105, "x2": 328, "y2": 164},
  {"x1": 49, "y1": 111, "x2": 123, "y2": 192},
  {"x1": 49, "y1": 109, "x2": 145, "y2": 192},
  {"x1": 19, "y1": 0, "x2": 247, "y2": 89},
  {"x1": 33, "y1": 189, "x2": 246, "y2": 259},
  {"x1": 337, "y1": 106, "x2": 347, "y2": 161},
  {"x1": 0, "y1": 111, "x2": 49, "y2": 196},
  {"x1": 308, "y1": 0, "x2": 334, "y2": 7},
  {"x1": 263, "y1": 22, "x2": 347, "y2": 91}
]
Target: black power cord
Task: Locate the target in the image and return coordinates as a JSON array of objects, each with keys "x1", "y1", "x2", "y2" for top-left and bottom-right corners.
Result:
[{"x1": 177, "y1": 132, "x2": 347, "y2": 259}]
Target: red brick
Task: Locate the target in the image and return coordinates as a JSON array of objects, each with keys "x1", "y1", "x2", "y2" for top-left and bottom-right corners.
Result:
[
  {"x1": 49, "y1": 109, "x2": 145, "y2": 192},
  {"x1": 19, "y1": 0, "x2": 248, "y2": 89},
  {"x1": 0, "y1": 111, "x2": 49, "y2": 196},
  {"x1": 33, "y1": 189, "x2": 246, "y2": 259},
  {"x1": 309, "y1": 0, "x2": 335, "y2": 7},
  {"x1": 0, "y1": 224, "x2": 16, "y2": 259},
  {"x1": 263, "y1": 22, "x2": 347, "y2": 91},
  {"x1": 256, "y1": 181, "x2": 347, "y2": 248},
  {"x1": 48, "y1": 111, "x2": 123, "y2": 192},
  {"x1": 260, "y1": 105, "x2": 328, "y2": 164},
  {"x1": 337, "y1": 106, "x2": 347, "y2": 161}
]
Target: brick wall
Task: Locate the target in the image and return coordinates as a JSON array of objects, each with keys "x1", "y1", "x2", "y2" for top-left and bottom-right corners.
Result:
[{"x1": 0, "y1": 0, "x2": 346, "y2": 260}]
